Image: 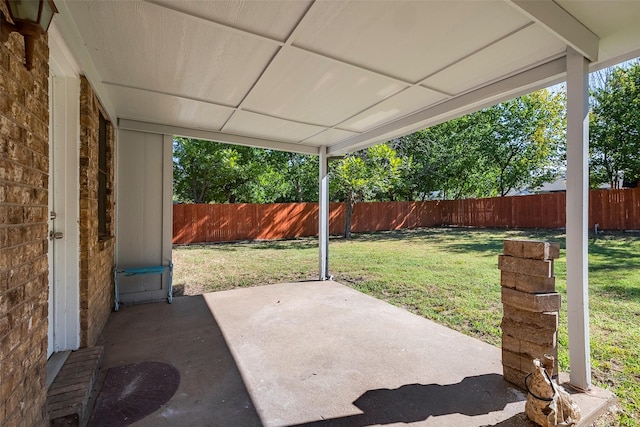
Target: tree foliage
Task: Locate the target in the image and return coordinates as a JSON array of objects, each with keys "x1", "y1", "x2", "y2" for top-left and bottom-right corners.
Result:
[
  {"x1": 589, "y1": 62, "x2": 640, "y2": 188},
  {"x1": 330, "y1": 144, "x2": 401, "y2": 238},
  {"x1": 173, "y1": 138, "x2": 318, "y2": 204},
  {"x1": 394, "y1": 89, "x2": 565, "y2": 199}
]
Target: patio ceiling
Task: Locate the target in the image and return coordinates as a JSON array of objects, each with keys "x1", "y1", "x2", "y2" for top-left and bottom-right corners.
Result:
[{"x1": 54, "y1": 0, "x2": 640, "y2": 156}]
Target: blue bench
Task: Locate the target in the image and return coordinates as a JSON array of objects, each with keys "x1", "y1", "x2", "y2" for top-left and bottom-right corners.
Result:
[{"x1": 114, "y1": 263, "x2": 173, "y2": 311}]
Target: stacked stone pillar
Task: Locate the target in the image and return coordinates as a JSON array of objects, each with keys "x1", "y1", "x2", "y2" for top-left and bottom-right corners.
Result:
[{"x1": 499, "y1": 239, "x2": 561, "y2": 389}]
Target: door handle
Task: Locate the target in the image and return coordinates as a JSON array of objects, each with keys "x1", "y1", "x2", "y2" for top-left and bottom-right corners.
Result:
[{"x1": 49, "y1": 231, "x2": 63, "y2": 240}]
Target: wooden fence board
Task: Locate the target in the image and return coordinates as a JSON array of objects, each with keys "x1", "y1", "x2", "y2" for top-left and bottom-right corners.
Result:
[{"x1": 172, "y1": 187, "x2": 640, "y2": 244}]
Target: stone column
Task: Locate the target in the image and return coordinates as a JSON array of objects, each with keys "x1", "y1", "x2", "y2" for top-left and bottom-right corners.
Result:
[{"x1": 499, "y1": 240, "x2": 561, "y2": 389}]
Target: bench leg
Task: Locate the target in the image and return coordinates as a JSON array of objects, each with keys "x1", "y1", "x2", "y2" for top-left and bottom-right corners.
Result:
[
  {"x1": 167, "y1": 264, "x2": 173, "y2": 304},
  {"x1": 114, "y1": 268, "x2": 120, "y2": 311}
]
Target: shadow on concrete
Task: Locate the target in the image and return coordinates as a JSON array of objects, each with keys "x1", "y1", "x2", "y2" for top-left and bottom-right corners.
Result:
[
  {"x1": 93, "y1": 295, "x2": 262, "y2": 426},
  {"x1": 289, "y1": 374, "x2": 524, "y2": 427}
]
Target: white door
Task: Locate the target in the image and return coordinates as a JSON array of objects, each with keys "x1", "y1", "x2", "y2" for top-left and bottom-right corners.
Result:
[
  {"x1": 47, "y1": 26, "x2": 81, "y2": 357},
  {"x1": 47, "y1": 75, "x2": 55, "y2": 357}
]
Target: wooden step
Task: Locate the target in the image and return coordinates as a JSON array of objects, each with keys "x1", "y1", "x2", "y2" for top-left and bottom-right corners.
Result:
[{"x1": 47, "y1": 346, "x2": 104, "y2": 426}]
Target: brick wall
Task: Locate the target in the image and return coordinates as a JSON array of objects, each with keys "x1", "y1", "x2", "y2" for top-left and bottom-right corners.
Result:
[
  {"x1": 0, "y1": 6, "x2": 50, "y2": 425},
  {"x1": 78, "y1": 77, "x2": 115, "y2": 347}
]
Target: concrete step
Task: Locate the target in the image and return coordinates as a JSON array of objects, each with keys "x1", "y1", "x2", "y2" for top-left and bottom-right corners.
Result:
[{"x1": 47, "y1": 346, "x2": 104, "y2": 426}]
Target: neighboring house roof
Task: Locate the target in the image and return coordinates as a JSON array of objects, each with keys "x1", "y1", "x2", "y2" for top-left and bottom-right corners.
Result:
[{"x1": 54, "y1": 1, "x2": 640, "y2": 156}]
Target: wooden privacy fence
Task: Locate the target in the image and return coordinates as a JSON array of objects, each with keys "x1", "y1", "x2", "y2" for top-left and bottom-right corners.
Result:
[{"x1": 173, "y1": 187, "x2": 640, "y2": 244}]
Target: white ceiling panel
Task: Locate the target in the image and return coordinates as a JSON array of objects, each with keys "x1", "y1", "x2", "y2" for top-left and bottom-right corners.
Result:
[
  {"x1": 303, "y1": 128, "x2": 359, "y2": 147},
  {"x1": 66, "y1": 0, "x2": 278, "y2": 106},
  {"x1": 107, "y1": 85, "x2": 234, "y2": 131},
  {"x1": 55, "y1": 0, "x2": 640, "y2": 155},
  {"x1": 151, "y1": 0, "x2": 312, "y2": 42},
  {"x1": 339, "y1": 87, "x2": 448, "y2": 133},
  {"x1": 424, "y1": 25, "x2": 566, "y2": 95},
  {"x1": 223, "y1": 110, "x2": 326, "y2": 143},
  {"x1": 242, "y1": 47, "x2": 407, "y2": 126},
  {"x1": 292, "y1": 1, "x2": 532, "y2": 83}
]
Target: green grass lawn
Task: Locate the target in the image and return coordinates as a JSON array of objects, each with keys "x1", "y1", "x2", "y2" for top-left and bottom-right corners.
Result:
[{"x1": 173, "y1": 227, "x2": 640, "y2": 425}]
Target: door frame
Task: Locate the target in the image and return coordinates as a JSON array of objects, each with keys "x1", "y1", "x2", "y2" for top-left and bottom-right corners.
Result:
[{"x1": 47, "y1": 23, "x2": 81, "y2": 356}]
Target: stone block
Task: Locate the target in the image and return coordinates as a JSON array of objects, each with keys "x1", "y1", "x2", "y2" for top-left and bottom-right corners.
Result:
[
  {"x1": 502, "y1": 335, "x2": 557, "y2": 374},
  {"x1": 502, "y1": 335, "x2": 556, "y2": 357},
  {"x1": 501, "y1": 287, "x2": 561, "y2": 312},
  {"x1": 503, "y1": 348, "x2": 532, "y2": 372},
  {"x1": 501, "y1": 270, "x2": 556, "y2": 293},
  {"x1": 503, "y1": 305, "x2": 558, "y2": 329},
  {"x1": 502, "y1": 365, "x2": 528, "y2": 390},
  {"x1": 498, "y1": 255, "x2": 553, "y2": 278},
  {"x1": 501, "y1": 318, "x2": 557, "y2": 347}
]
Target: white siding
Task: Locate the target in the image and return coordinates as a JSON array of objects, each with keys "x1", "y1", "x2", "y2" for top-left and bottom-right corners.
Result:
[{"x1": 116, "y1": 130, "x2": 172, "y2": 304}]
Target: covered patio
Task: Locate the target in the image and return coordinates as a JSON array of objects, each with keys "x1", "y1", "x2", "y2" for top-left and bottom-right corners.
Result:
[
  {"x1": 91, "y1": 281, "x2": 612, "y2": 426},
  {"x1": 47, "y1": 0, "x2": 640, "y2": 393},
  {"x1": 31, "y1": 0, "x2": 640, "y2": 424}
]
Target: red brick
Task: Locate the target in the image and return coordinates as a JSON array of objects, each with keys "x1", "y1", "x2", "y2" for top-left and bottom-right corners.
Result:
[{"x1": 1, "y1": 27, "x2": 49, "y2": 426}]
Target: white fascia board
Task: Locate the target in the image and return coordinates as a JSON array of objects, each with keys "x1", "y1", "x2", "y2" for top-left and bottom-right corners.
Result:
[
  {"x1": 327, "y1": 57, "x2": 566, "y2": 156},
  {"x1": 118, "y1": 119, "x2": 320, "y2": 155},
  {"x1": 508, "y1": 0, "x2": 599, "y2": 62},
  {"x1": 51, "y1": 2, "x2": 118, "y2": 124},
  {"x1": 49, "y1": 22, "x2": 81, "y2": 77}
]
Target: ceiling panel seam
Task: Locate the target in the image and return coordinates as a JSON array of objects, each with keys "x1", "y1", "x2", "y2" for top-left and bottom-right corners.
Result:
[
  {"x1": 239, "y1": 108, "x2": 350, "y2": 132},
  {"x1": 219, "y1": 1, "x2": 319, "y2": 134},
  {"x1": 327, "y1": 56, "x2": 567, "y2": 156},
  {"x1": 102, "y1": 82, "x2": 238, "y2": 110},
  {"x1": 416, "y1": 22, "x2": 537, "y2": 88},
  {"x1": 146, "y1": 0, "x2": 454, "y2": 101},
  {"x1": 299, "y1": 86, "x2": 419, "y2": 144},
  {"x1": 440, "y1": 51, "x2": 567, "y2": 101},
  {"x1": 143, "y1": 0, "x2": 286, "y2": 46}
]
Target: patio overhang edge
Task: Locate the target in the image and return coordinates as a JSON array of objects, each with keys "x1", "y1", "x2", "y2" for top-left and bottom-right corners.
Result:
[
  {"x1": 508, "y1": 0, "x2": 599, "y2": 61},
  {"x1": 118, "y1": 119, "x2": 320, "y2": 155}
]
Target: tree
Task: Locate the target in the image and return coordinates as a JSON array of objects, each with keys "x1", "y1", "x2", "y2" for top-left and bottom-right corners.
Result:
[
  {"x1": 393, "y1": 89, "x2": 565, "y2": 199},
  {"x1": 394, "y1": 114, "x2": 492, "y2": 200},
  {"x1": 173, "y1": 138, "x2": 273, "y2": 203},
  {"x1": 330, "y1": 144, "x2": 401, "y2": 238},
  {"x1": 475, "y1": 89, "x2": 565, "y2": 196},
  {"x1": 589, "y1": 62, "x2": 640, "y2": 188},
  {"x1": 173, "y1": 138, "x2": 321, "y2": 204}
]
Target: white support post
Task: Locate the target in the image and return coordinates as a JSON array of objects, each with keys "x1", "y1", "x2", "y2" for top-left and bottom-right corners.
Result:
[
  {"x1": 318, "y1": 146, "x2": 330, "y2": 280},
  {"x1": 565, "y1": 47, "x2": 591, "y2": 390}
]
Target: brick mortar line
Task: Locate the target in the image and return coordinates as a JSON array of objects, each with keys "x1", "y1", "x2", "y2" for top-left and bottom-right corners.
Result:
[
  {"x1": 0, "y1": 179, "x2": 50, "y2": 190},
  {"x1": 0, "y1": 156, "x2": 50, "y2": 176},
  {"x1": 0, "y1": 253, "x2": 48, "y2": 276},
  {"x1": 0, "y1": 73, "x2": 50, "y2": 131},
  {"x1": 0, "y1": 135, "x2": 51, "y2": 162},
  {"x1": 0, "y1": 204, "x2": 48, "y2": 211},
  {"x1": 0, "y1": 222, "x2": 48, "y2": 228},
  {"x1": 0, "y1": 110, "x2": 50, "y2": 140},
  {"x1": 0, "y1": 297, "x2": 47, "y2": 350}
]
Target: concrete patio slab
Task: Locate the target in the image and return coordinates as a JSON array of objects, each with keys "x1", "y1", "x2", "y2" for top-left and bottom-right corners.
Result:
[{"x1": 93, "y1": 281, "x2": 614, "y2": 426}]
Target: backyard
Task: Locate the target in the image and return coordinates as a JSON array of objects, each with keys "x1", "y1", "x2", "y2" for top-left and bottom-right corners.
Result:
[{"x1": 172, "y1": 227, "x2": 640, "y2": 425}]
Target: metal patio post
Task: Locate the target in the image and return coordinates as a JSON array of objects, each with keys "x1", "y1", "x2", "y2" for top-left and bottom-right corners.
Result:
[
  {"x1": 319, "y1": 146, "x2": 330, "y2": 280},
  {"x1": 565, "y1": 47, "x2": 591, "y2": 390}
]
